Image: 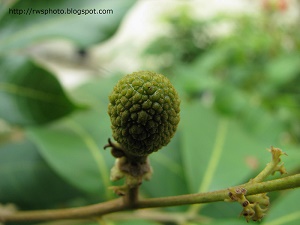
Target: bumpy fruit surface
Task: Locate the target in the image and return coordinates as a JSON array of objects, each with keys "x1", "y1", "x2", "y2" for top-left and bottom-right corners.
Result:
[{"x1": 108, "y1": 71, "x2": 180, "y2": 157}]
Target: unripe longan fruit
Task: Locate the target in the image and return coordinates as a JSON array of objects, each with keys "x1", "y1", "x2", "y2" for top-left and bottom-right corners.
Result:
[{"x1": 108, "y1": 71, "x2": 180, "y2": 157}]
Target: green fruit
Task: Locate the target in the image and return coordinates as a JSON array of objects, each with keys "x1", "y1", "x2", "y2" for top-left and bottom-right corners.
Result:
[{"x1": 108, "y1": 71, "x2": 180, "y2": 157}]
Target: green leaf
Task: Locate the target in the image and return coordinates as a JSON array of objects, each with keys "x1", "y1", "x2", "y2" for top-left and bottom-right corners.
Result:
[
  {"x1": 69, "y1": 73, "x2": 121, "y2": 108},
  {"x1": 27, "y1": 108, "x2": 114, "y2": 200},
  {"x1": 142, "y1": 131, "x2": 189, "y2": 199},
  {"x1": 0, "y1": 0, "x2": 136, "y2": 54},
  {"x1": 262, "y1": 190, "x2": 300, "y2": 225},
  {"x1": 26, "y1": 76, "x2": 120, "y2": 200},
  {"x1": 0, "y1": 136, "x2": 83, "y2": 210},
  {"x1": 0, "y1": 56, "x2": 79, "y2": 125},
  {"x1": 214, "y1": 85, "x2": 248, "y2": 116},
  {"x1": 181, "y1": 102, "x2": 272, "y2": 193},
  {"x1": 266, "y1": 54, "x2": 300, "y2": 86}
]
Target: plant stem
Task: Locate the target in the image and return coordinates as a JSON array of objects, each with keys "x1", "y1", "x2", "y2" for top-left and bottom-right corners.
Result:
[
  {"x1": 0, "y1": 199, "x2": 125, "y2": 222},
  {"x1": 123, "y1": 186, "x2": 139, "y2": 207},
  {"x1": 1, "y1": 174, "x2": 299, "y2": 223},
  {"x1": 251, "y1": 146, "x2": 286, "y2": 183},
  {"x1": 138, "y1": 174, "x2": 300, "y2": 208}
]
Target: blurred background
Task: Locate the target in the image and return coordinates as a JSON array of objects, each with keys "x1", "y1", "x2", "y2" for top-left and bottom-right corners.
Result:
[{"x1": 0, "y1": 0, "x2": 300, "y2": 225}]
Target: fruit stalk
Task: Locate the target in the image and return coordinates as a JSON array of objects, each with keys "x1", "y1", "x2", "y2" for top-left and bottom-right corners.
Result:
[{"x1": 106, "y1": 71, "x2": 180, "y2": 198}]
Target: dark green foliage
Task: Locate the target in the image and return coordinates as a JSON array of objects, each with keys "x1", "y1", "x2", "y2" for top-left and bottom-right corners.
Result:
[
  {"x1": 143, "y1": 9, "x2": 300, "y2": 146},
  {"x1": 0, "y1": 56, "x2": 79, "y2": 125}
]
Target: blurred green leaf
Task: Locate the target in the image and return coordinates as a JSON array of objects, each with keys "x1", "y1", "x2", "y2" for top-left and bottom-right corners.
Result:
[
  {"x1": 143, "y1": 10, "x2": 300, "y2": 146},
  {"x1": 181, "y1": 102, "x2": 272, "y2": 194},
  {"x1": 0, "y1": 136, "x2": 83, "y2": 210},
  {"x1": 262, "y1": 189, "x2": 300, "y2": 225},
  {"x1": 0, "y1": 56, "x2": 79, "y2": 125},
  {"x1": 27, "y1": 107, "x2": 114, "y2": 200},
  {"x1": 69, "y1": 74, "x2": 121, "y2": 107},
  {"x1": 266, "y1": 53, "x2": 300, "y2": 87},
  {"x1": 142, "y1": 131, "x2": 189, "y2": 199},
  {"x1": 199, "y1": 201, "x2": 241, "y2": 220},
  {"x1": 281, "y1": 146, "x2": 300, "y2": 173},
  {"x1": 26, "y1": 76, "x2": 120, "y2": 200},
  {"x1": 0, "y1": 0, "x2": 136, "y2": 54},
  {"x1": 214, "y1": 85, "x2": 248, "y2": 115}
]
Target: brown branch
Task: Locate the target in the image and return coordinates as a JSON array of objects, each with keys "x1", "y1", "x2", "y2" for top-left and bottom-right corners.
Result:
[
  {"x1": 123, "y1": 186, "x2": 139, "y2": 207},
  {"x1": 137, "y1": 174, "x2": 300, "y2": 209},
  {"x1": 1, "y1": 174, "x2": 299, "y2": 223},
  {"x1": 0, "y1": 199, "x2": 124, "y2": 222}
]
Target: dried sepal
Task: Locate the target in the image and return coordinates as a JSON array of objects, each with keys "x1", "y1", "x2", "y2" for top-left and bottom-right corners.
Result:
[{"x1": 227, "y1": 188, "x2": 269, "y2": 222}]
